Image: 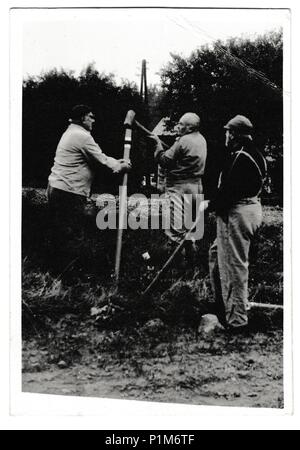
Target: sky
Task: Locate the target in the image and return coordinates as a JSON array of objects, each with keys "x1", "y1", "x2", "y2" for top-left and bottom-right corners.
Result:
[{"x1": 20, "y1": 8, "x2": 287, "y2": 87}]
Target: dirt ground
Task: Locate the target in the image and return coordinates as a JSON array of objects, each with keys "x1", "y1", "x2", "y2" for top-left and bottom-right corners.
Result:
[
  {"x1": 22, "y1": 190, "x2": 283, "y2": 409},
  {"x1": 22, "y1": 324, "x2": 283, "y2": 409}
]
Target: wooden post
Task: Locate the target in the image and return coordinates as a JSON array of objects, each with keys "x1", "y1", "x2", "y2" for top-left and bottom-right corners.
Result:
[{"x1": 114, "y1": 110, "x2": 136, "y2": 285}]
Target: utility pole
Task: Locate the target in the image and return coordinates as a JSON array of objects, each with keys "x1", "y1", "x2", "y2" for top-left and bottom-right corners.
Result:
[
  {"x1": 140, "y1": 59, "x2": 150, "y2": 188},
  {"x1": 140, "y1": 59, "x2": 148, "y2": 105}
]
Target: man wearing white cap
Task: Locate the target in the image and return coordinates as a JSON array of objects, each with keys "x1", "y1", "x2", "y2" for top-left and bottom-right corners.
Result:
[{"x1": 208, "y1": 115, "x2": 267, "y2": 332}]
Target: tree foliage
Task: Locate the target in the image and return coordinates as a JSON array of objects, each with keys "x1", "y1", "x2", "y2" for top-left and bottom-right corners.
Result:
[
  {"x1": 23, "y1": 64, "x2": 146, "y2": 191},
  {"x1": 23, "y1": 31, "x2": 283, "y2": 202},
  {"x1": 158, "y1": 30, "x2": 283, "y2": 202}
]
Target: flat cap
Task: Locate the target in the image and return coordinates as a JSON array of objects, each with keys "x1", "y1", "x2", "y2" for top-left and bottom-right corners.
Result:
[
  {"x1": 69, "y1": 104, "x2": 93, "y2": 121},
  {"x1": 224, "y1": 115, "x2": 253, "y2": 133}
]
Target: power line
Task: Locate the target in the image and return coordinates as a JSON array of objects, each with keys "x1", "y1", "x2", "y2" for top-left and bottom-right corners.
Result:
[{"x1": 168, "y1": 16, "x2": 283, "y2": 97}]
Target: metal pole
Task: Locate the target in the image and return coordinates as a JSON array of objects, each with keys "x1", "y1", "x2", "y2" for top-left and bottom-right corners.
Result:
[{"x1": 141, "y1": 201, "x2": 206, "y2": 297}]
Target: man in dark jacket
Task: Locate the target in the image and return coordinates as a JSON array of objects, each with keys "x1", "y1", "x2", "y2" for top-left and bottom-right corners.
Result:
[{"x1": 208, "y1": 115, "x2": 267, "y2": 331}]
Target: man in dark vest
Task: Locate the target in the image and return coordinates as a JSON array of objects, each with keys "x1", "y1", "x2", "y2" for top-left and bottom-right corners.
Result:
[{"x1": 208, "y1": 115, "x2": 267, "y2": 332}]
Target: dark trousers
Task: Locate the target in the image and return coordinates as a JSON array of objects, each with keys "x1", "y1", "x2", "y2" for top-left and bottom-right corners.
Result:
[{"x1": 47, "y1": 185, "x2": 88, "y2": 271}]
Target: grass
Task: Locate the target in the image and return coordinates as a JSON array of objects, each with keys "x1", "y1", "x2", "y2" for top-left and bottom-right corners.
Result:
[{"x1": 22, "y1": 188, "x2": 283, "y2": 338}]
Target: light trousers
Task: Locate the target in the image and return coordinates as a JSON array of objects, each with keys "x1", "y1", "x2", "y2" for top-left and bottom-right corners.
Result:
[
  {"x1": 164, "y1": 181, "x2": 203, "y2": 243},
  {"x1": 209, "y1": 198, "x2": 262, "y2": 328}
]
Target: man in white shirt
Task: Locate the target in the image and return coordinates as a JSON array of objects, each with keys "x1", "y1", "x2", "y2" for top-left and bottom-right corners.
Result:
[
  {"x1": 48, "y1": 104, "x2": 130, "y2": 198},
  {"x1": 47, "y1": 104, "x2": 131, "y2": 272}
]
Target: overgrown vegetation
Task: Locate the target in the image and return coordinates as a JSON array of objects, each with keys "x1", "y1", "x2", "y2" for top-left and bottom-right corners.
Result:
[{"x1": 22, "y1": 189, "x2": 283, "y2": 343}]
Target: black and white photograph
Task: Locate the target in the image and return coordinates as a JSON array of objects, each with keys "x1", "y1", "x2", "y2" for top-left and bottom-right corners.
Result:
[{"x1": 8, "y1": 2, "x2": 293, "y2": 423}]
